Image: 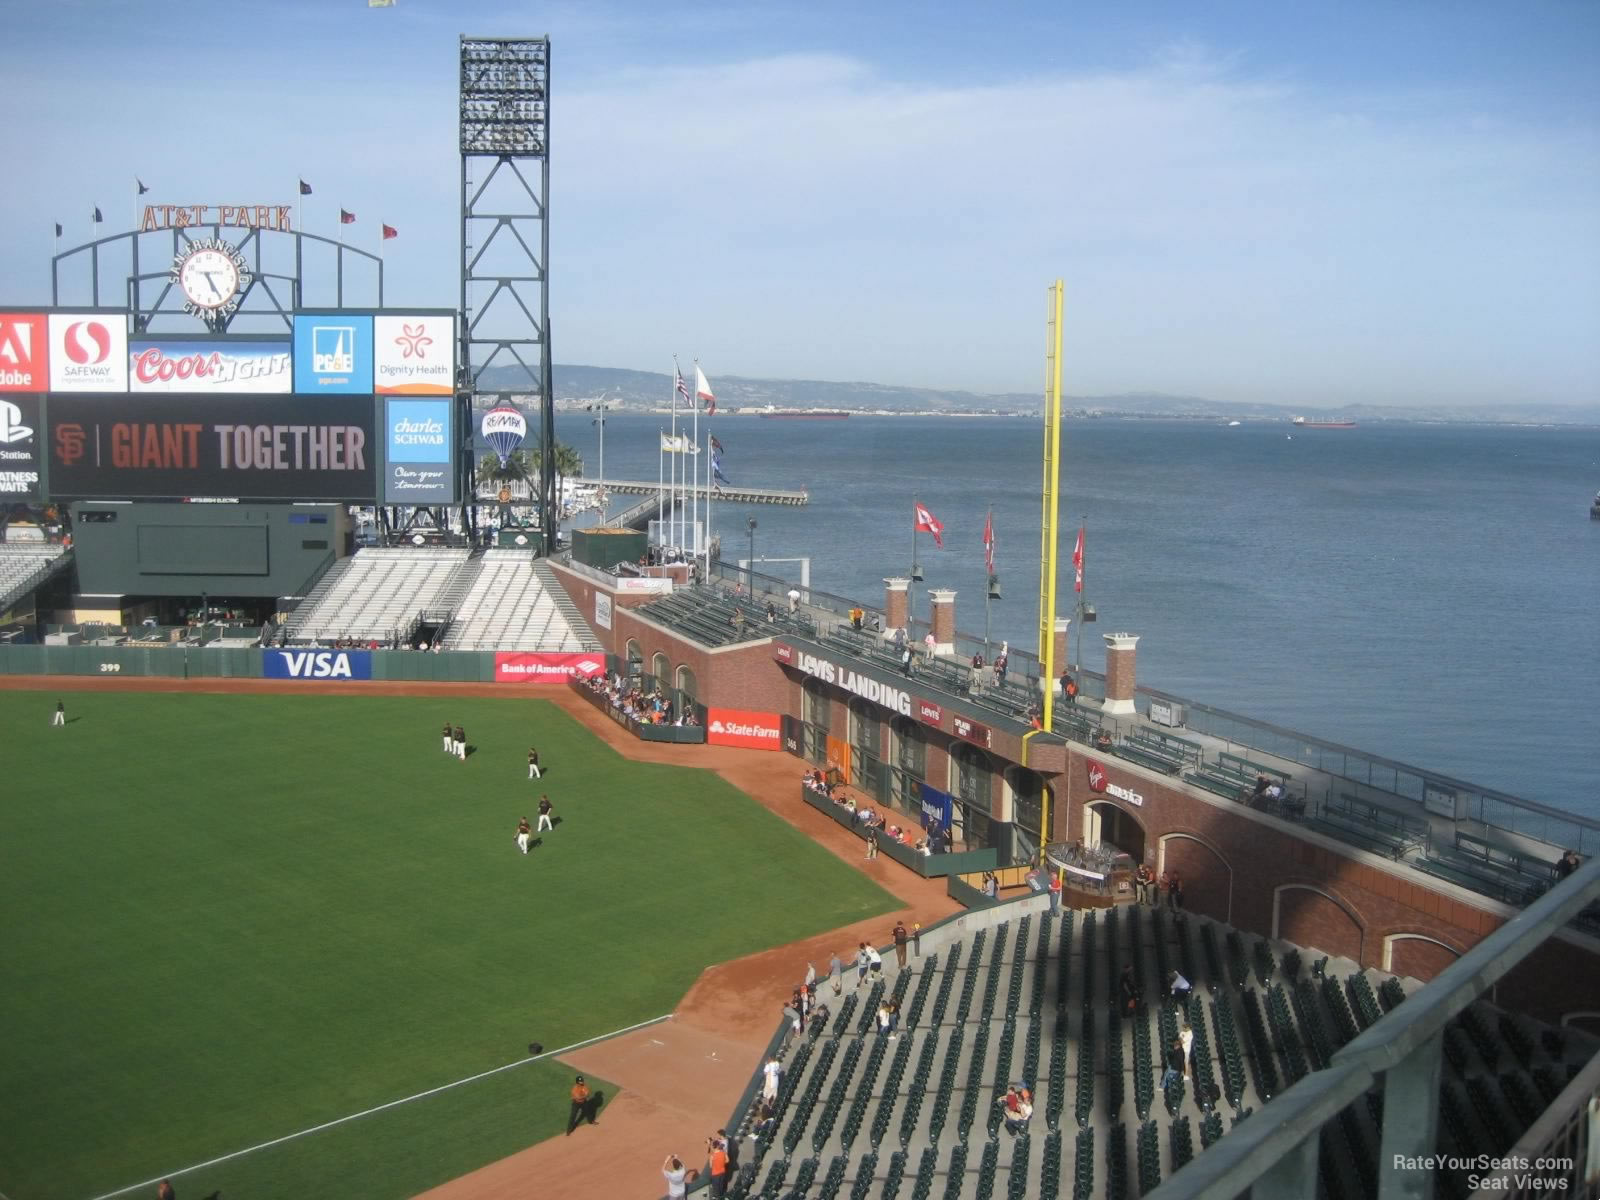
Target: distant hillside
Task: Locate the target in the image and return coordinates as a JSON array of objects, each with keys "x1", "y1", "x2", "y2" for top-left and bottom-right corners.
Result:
[{"x1": 471, "y1": 364, "x2": 1600, "y2": 426}]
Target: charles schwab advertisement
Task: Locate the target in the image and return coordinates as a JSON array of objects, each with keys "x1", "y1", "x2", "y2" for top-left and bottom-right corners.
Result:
[
  {"x1": 383, "y1": 397, "x2": 454, "y2": 504},
  {"x1": 46, "y1": 393, "x2": 376, "y2": 500}
]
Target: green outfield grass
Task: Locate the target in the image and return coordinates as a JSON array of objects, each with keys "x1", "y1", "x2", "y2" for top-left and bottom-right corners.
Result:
[{"x1": 0, "y1": 691, "x2": 897, "y2": 1200}]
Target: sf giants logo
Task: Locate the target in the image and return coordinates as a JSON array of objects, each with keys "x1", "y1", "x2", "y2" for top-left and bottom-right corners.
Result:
[
  {"x1": 0, "y1": 315, "x2": 46, "y2": 390},
  {"x1": 55, "y1": 423, "x2": 88, "y2": 466}
]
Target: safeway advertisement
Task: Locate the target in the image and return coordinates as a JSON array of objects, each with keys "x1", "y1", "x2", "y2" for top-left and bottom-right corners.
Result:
[
  {"x1": 494, "y1": 652, "x2": 605, "y2": 683},
  {"x1": 706, "y1": 707, "x2": 782, "y2": 750}
]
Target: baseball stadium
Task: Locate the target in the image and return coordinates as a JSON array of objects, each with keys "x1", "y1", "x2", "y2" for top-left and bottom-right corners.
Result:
[{"x1": 3, "y1": 33, "x2": 1599, "y2": 1200}]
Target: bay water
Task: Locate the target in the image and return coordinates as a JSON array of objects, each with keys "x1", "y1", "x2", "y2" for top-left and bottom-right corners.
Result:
[{"x1": 559, "y1": 412, "x2": 1598, "y2": 817}]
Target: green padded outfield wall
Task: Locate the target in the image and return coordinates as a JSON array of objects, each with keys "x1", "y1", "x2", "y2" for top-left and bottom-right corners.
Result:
[
  {"x1": 571, "y1": 527, "x2": 646, "y2": 570},
  {"x1": 68, "y1": 503, "x2": 350, "y2": 598}
]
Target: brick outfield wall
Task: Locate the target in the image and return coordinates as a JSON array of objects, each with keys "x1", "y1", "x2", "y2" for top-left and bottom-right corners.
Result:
[
  {"x1": 545, "y1": 569, "x2": 1600, "y2": 1024},
  {"x1": 1058, "y1": 750, "x2": 1600, "y2": 1024}
]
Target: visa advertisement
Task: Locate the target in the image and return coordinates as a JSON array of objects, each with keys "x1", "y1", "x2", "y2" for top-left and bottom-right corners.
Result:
[
  {"x1": 383, "y1": 397, "x2": 455, "y2": 504},
  {"x1": 293, "y1": 315, "x2": 374, "y2": 393},
  {"x1": 374, "y1": 314, "x2": 455, "y2": 395},
  {"x1": 129, "y1": 338, "x2": 292, "y2": 394},
  {"x1": 263, "y1": 649, "x2": 373, "y2": 680}
]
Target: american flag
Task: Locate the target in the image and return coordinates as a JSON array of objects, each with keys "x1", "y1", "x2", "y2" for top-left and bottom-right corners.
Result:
[{"x1": 675, "y1": 370, "x2": 690, "y2": 403}]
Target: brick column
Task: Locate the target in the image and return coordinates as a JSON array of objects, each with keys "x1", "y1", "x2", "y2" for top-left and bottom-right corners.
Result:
[
  {"x1": 929, "y1": 589, "x2": 956, "y2": 653},
  {"x1": 1052, "y1": 618, "x2": 1071, "y2": 672},
  {"x1": 883, "y1": 578, "x2": 909, "y2": 636},
  {"x1": 1102, "y1": 632, "x2": 1139, "y2": 715}
]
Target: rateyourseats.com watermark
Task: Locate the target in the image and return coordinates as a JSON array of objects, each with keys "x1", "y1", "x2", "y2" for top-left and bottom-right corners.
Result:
[{"x1": 1393, "y1": 1155, "x2": 1577, "y2": 1191}]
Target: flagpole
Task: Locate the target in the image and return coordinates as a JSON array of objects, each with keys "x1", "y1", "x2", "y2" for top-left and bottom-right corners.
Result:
[
  {"x1": 909, "y1": 496, "x2": 918, "y2": 634},
  {"x1": 691, "y1": 359, "x2": 700, "y2": 563},
  {"x1": 657, "y1": 428, "x2": 664, "y2": 549},
  {"x1": 670, "y1": 357, "x2": 681, "y2": 555},
  {"x1": 1075, "y1": 516, "x2": 1086, "y2": 672},
  {"x1": 985, "y1": 504, "x2": 993, "y2": 659}
]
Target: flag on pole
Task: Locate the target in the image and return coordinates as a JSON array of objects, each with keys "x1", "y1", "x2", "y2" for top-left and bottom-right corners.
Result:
[
  {"x1": 369, "y1": 0, "x2": 395, "y2": 7},
  {"x1": 1072, "y1": 525, "x2": 1085, "y2": 593},
  {"x1": 54, "y1": 222, "x2": 63, "y2": 238},
  {"x1": 914, "y1": 502, "x2": 945, "y2": 549},
  {"x1": 299, "y1": 179, "x2": 313, "y2": 195},
  {"x1": 382, "y1": 224, "x2": 398, "y2": 240},
  {"x1": 674, "y1": 369, "x2": 690, "y2": 403},
  {"x1": 340, "y1": 209, "x2": 355, "y2": 224},
  {"x1": 710, "y1": 434, "x2": 725, "y2": 454},
  {"x1": 712, "y1": 452, "x2": 731, "y2": 485},
  {"x1": 695, "y1": 365, "x2": 716, "y2": 415},
  {"x1": 983, "y1": 511, "x2": 995, "y2": 575},
  {"x1": 136, "y1": 179, "x2": 149, "y2": 195},
  {"x1": 92, "y1": 207, "x2": 103, "y2": 223},
  {"x1": 659, "y1": 433, "x2": 692, "y2": 453}
]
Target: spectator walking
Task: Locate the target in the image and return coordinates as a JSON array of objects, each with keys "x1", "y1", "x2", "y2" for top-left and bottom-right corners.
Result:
[
  {"x1": 856, "y1": 943, "x2": 870, "y2": 988},
  {"x1": 900, "y1": 644, "x2": 913, "y2": 677},
  {"x1": 1180, "y1": 1022, "x2": 1195, "y2": 1078},
  {"x1": 804, "y1": 961, "x2": 817, "y2": 994},
  {"x1": 761, "y1": 1055, "x2": 782, "y2": 1104},
  {"x1": 829, "y1": 950, "x2": 844, "y2": 996},
  {"x1": 1061, "y1": 670, "x2": 1078, "y2": 704},
  {"x1": 892, "y1": 921, "x2": 909, "y2": 969},
  {"x1": 1168, "y1": 970, "x2": 1193, "y2": 1008},
  {"x1": 787, "y1": 587, "x2": 801, "y2": 614},
  {"x1": 1160, "y1": 1038, "x2": 1185, "y2": 1091},
  {"x1": 1119, "y1": 964, "x2": 1142, "y2": 1014},
  {"x1": 912, "y1": 922, "x2": 922, "y2": 956},
  {"x1": 866, "y1": 944, "x2": 883, "y2": 980},
  {"x1": 1048, "y1": 870, "x2": 1063, "y2": 914},
  {"x1": 866, "y1": 826, "x2": 879, "y2": 861},
  {"x1": 537, "y1": 795, "x2": 555, "y2": 832}
]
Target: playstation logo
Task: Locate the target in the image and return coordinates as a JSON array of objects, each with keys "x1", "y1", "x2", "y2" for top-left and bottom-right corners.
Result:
[
  {"x1": 0, "y1": 400, "x2": 34, "y2": 444},
  {"x1": 312, "y1": 326, "x2": 355, "y2": 374}
]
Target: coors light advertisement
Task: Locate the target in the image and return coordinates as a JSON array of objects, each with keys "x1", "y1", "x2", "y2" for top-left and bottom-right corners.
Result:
[{"x1": 128, "y1": 338, "x2": 292, "y2": 394}]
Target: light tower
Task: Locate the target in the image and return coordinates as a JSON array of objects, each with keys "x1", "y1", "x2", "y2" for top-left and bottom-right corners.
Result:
[{"x1": 459, "y1": 36, "x2": 554, "y2": 550}]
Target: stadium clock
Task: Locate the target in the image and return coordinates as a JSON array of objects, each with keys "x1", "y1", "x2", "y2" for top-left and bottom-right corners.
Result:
[{"x1": 170, "y1": 238, "x2": 252, "y2": 322}]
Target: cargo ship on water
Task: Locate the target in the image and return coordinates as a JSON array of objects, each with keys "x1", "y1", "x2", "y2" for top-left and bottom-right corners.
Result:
[{"x1": 1291, "y1": 415, "x2": 1357, "y2": 428}]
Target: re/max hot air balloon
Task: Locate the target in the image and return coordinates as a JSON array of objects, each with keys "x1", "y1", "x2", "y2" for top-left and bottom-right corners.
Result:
[{"x1": 482, "y1": 405, "x2": 527, "y2": 467}]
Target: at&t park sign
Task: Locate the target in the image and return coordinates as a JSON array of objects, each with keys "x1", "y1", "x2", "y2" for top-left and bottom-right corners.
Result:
[{"x1": 139, "y1": 204, "x2": 293, "y2": 233}]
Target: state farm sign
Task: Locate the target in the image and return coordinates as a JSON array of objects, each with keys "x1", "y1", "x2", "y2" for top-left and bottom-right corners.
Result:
[
  {"x1": 707, "y1": 707, "x2": 782, "y2": 750},
  {"x1": 1086, "y1": 758, "x2": 1144, "y2": 806}
]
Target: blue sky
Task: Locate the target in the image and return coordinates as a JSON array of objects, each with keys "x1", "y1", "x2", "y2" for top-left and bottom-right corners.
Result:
[{"x1": 1, "y1": 0, "x2": 1596, "y2": 406}]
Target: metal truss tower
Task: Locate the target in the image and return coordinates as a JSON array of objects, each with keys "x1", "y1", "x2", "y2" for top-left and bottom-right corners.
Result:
[{"x1": 459, "y1": 36, "x2": 554, "y2": 551}]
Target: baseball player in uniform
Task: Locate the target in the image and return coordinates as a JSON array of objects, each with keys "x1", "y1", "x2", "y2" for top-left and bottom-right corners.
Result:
[
  {"x1": 528, "y1": 746, "x2": 541, "y2": 779},
  {"x1": 453, "y1": 724, "x2": 466, "y2": 760},
  {"x1": 537, "y1": 795, "x2": 554, "y2": 832},
  {"x1": 443, "y1": 722, "x2": 453, "y2": 753},
  {"x1": 515, "y1": 816, "x2": 532, "y2": 854}
]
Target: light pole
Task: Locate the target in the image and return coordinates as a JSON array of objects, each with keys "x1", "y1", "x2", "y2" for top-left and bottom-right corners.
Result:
[
  {"x1": 746, "y1": 515, "x2": 758, "y2": 594},
  {"x1": 588, "y1": 390, "x2": 614, "y2": 516}
]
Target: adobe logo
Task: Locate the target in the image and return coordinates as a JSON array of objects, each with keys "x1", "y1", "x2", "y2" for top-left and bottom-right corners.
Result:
[
  {"x1": 0, "y1": 314, "x2": 46, "y2": 391},
  {"x1": 63, "y1": 321, "x2": 111, "y2": 365}
]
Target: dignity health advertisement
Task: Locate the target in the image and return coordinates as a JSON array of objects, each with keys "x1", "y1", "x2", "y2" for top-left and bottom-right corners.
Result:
[{"x1": 383, "y1": 397, "x2": 455, "y2": 503}]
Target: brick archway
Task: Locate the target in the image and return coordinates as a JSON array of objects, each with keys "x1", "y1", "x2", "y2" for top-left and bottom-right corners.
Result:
[
  {"x1": 1272, "y1": 884, "x2": 1365, "y2": 964},
  {"x1": 1084, "y1": 799, "x2": 1146, "y2": 864},
  {"x1": 1382, "y1": 932, "x2": 1464, "y2": 981},
  {"x1": 1157, "y1": 832, "x2": 1234, "y2": 925}
]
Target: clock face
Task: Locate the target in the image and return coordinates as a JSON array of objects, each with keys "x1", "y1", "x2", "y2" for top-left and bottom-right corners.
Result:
[{"x1": 178, "y1": 248, "x2": 241, "y2": 310}]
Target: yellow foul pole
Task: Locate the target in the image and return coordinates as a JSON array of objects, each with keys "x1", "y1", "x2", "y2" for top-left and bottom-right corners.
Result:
[{"x1": 1025, "y1": 279, "x2": 1065, "y2": 860}]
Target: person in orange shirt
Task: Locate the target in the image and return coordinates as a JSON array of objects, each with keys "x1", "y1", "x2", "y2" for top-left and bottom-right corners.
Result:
[
  {"x1": 566, "y1": 1074, "x2": 591, "y2": 1135},
  {"x1": 707, "y1": 1134, "x2": 731, "y2": 1199}
]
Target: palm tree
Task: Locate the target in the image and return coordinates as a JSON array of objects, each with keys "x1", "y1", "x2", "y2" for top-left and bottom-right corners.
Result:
[{"x1": 477, "y1": 443, "x2": 584, "y2": 509}]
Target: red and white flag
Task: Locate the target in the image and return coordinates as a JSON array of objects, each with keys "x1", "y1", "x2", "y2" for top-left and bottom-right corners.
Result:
[
  {"x1": 695, "y1": 364, "x2": 716, "y2": 416},
  {"x1": 914, "y1": 502, "x2": 945, "y2": 549},
  {"x1": 1072, "y1": 525, "x2": 1085, "y2": 593},
  {"x1": 983, "y1": 510, "x2": 995, "y2": 575}
]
